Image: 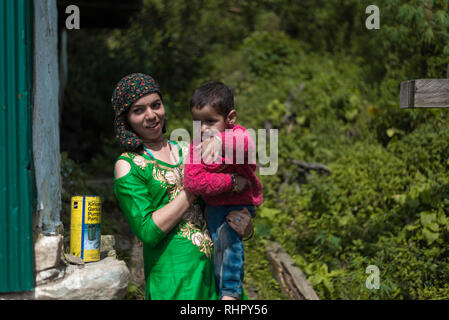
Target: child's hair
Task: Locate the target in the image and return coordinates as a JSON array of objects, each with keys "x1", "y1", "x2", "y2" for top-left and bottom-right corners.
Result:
[{"x1": 189, "y1": 81, "x2": 234, "y2": 117}]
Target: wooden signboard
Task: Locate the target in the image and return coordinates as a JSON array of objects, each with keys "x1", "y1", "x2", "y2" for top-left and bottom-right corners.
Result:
[
  {"x1": 400, "y1": 66, "x2": 449, "y2": 109},
  {"x1": 400, "y1": 79, "x2": 449, "y2": 109}
]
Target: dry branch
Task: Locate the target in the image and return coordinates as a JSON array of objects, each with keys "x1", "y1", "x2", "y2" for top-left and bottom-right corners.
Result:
[{"x1": 291, "y1": 160, "x2": 331, "y2": 175}]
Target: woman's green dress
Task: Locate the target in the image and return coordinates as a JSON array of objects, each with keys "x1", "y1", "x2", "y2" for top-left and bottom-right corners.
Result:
[{"x1": 114, "y1": 141, "x2": 218, "y2": 300}]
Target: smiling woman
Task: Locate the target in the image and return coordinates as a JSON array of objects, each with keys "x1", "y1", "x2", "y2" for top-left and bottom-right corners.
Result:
[
  {"x1": 127, "y1": 93, "x2": 165, "y2": 141},
  {"x1": 111, "y1": 73, "x2": 253, "y2": 300}
]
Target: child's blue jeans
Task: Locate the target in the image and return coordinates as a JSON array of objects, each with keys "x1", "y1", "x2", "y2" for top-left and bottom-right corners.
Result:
[{"x1": 205, "y1": 204, "x2": 256, "y2": 299}]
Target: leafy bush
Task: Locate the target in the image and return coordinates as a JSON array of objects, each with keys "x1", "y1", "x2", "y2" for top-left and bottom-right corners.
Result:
[
  {"x1": 63, "y1": 0, "x2": 449, "y2": 300},
  {"x1": 213, "y1": 28, "x2": 449, "y2": 299}
]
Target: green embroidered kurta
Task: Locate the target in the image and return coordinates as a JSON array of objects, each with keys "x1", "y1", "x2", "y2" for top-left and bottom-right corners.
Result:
[{"x1": 113, "y1": 141, "x2": 217, "y2": 300}]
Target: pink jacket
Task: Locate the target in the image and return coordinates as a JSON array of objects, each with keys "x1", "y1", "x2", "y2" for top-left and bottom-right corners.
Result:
[{"x1": 184, "y1": 124, "x2": 263, "y2": 206}]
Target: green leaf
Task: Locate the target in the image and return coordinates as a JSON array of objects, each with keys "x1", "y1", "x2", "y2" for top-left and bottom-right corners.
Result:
[
  {"x1": 426, "y1": 222, "x2": 439, "y2": 233},
  {"x1": 437, "y1": 211, "x2": 448, "y2": 226},
  {"x1": 345, "y1": 108, "x2": 358, "y2": 121},
  {"x1": 422, "y1": 228, "x2": 439, "y2": 244},
  {"x1": 386, "y1": 128, "x2": 395, "y2": 137},
  {"x1": 392, "y1": 194, "x2": 406, "y2": 204},
  {"x1": 404, "y1": 223, "x2": 420, "y2": 232},
  {"x1": 296, "y1": 115, "x2": 306, "y2": 125},
  {"x1": 259, "y1": 207, "x2": 280, "y2": 220},
  {"x1": 420, "y1": 211, "x2": 437, "y2": 227},
  {"x1": 419, "y1": 187, "x2": 432, "y2": 205}
]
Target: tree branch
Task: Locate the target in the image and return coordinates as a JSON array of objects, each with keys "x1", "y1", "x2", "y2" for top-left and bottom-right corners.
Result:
[{"x1": 291, "y1": 160, "x2": 331, "y2": 175}]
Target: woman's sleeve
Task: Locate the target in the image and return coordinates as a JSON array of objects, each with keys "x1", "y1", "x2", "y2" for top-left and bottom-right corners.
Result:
[
  {"x1": 184, "y1": 143, "x2": 233, "y2": 196},
  {"x1": 114, "y1": 163, "x2": 166, "y2": 248}
]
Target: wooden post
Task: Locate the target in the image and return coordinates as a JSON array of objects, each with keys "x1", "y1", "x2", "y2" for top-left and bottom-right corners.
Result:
[{"x1": 265, "y1": 241, "x2": 319, "y2": 300}]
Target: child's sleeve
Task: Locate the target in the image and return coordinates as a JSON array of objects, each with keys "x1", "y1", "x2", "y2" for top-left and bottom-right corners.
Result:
[
  {"x1": 184, "y1": 143, "x2": 233, "y2": 196},
  {"x1": 221, "y1": 126, "x2": 256, "y2": 165}
]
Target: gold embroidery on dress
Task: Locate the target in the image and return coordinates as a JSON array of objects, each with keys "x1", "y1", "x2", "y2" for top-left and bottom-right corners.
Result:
[
  {"x1": 133, "y1": 155, "x2": 148, "y2": 169},
  {"x1": 122, "y1": 152, "x2": 155, "y2": 170},
  {"x1": 155, "y1": 166, "x2": 183, "y2": 201},
  {"x1": 178, "y1": 221, "x2": 213, "y2": 259},
  {"x1": 152, "y1": 166, "x2": 166, "y2": 184},
  {"x1": 125, "y1": 148, "x2": 213, "y2": 257},
  {"x1": 119, "y1": 152, "x2": 132, "y2": 160},
  {"x1": 177, "y1": 204, "x2": 213, "y2": 258}
]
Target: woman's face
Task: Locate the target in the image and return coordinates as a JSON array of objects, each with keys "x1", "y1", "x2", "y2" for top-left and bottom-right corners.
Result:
[{"x1": 127, "y1": 93, "x2": 165, "y2": 142}]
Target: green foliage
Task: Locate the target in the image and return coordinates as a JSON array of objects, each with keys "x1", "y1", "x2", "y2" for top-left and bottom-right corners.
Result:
[
  {"x1": 64, "y1": 0, "x2": 449, "y2": 300},
  {"x1": 243, "y1": 238, "x2": 285, "y2": 300},
  {"x1": 243, "y1": 31, "x2": 302, "y2": 78},
  {"x1": 270, "y1": 0, "x2": 363, "y2": 52},
  {"x1": 125, "y1": 282, "x2": 145, "y2": 300},
  {"x1": 212, "y1": 22, "x2": 449, "y2": 299}
]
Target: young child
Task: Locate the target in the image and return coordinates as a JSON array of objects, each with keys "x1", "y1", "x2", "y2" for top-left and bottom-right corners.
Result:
[{"x1": 184, "y1": 81, "x2": 263, "y2": 300}]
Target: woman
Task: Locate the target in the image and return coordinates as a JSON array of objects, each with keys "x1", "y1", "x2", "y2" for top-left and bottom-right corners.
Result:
[{"x1": 112, "y1": 73, "x2": 253, "y2": 300}]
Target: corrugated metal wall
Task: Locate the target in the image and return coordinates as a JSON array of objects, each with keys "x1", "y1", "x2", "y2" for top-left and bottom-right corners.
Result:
[{"x1": 0, "y1": 0, "x2": 35, "y2": 292}]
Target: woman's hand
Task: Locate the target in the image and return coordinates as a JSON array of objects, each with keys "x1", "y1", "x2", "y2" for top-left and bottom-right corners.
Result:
[
  {"x1": 226, "y1": 208, "x2": 253, "y2": 238},
  {"x1": 152, "y1": 189, "x2": 198, "y2": 234}
]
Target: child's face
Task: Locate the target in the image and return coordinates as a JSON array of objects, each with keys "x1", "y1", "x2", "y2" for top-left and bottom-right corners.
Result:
[{"x1": 191, "y1": 104, "x2": 236, "y2": 135}]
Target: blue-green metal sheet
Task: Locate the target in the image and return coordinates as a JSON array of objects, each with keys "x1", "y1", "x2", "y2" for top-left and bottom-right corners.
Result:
[{"x1": 0, "y1": 0, "x2": 35, "y2": 293}]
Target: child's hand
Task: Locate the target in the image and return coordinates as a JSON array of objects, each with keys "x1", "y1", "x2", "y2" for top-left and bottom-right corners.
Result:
[
  {"x1": 235, "y1": 175, "x2": 251, "y2": 192},
  {"x1": 199, "y1": 135, "x2": 222, "y2": 163}
]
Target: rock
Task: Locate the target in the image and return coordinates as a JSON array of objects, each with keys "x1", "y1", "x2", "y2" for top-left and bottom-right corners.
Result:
[
  {"x1": 101, "y1": 235, "x2": 115, "y2": 253},
  {"x1": 100, "y1": 235, "x2": 116, "y2": 259},
  {"x1": 107, "y1": 249, "x2": 117, "y2": 259},
  {"x1": 63, "y1": 253, "x2": 84, "y2": 265},
  {"x1": 34, "y1": 234, "x2": 63, "y2": 272},
  {"x1": 35, "y1": 257, "x2": 130, "y2": 300},
  {"x1": 36, "y1": 267, "x2": 65, "y2": 286},
  {"x1": 0, "y1": 291, "x2": 35, "y2": 300}
]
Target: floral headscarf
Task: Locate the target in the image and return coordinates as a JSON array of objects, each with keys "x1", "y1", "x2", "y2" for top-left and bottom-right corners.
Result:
[{"x1": 111, "y1": 73, "x2": 162, "y2": 150}]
